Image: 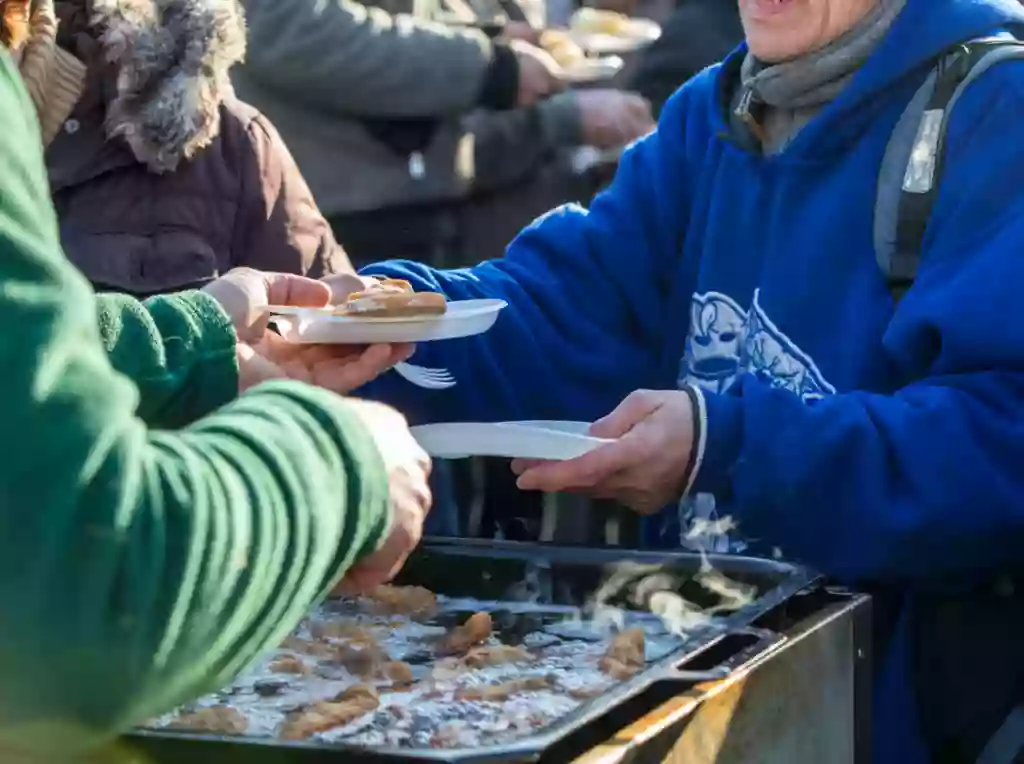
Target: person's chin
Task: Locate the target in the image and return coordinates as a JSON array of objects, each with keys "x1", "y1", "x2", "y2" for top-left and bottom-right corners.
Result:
[{"x1": 743, "y1": 25, "x2": 819, "y2": 63}]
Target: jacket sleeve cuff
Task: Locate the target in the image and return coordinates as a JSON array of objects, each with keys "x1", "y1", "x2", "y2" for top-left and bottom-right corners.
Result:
[
  {"x1": 685, "y1": 385, "x2": 743, "y2": 497},
  {"x1": 476, "y1": 42, "x2": 519, "y2": 111},
  {"x1": 537, "y1": 92, "x2": 584, "y2": 147}
]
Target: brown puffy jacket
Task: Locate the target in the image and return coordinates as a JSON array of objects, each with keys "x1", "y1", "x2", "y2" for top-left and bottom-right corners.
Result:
[{"x1": 44, "y1": 0, "x2": 352, "y2": 297}]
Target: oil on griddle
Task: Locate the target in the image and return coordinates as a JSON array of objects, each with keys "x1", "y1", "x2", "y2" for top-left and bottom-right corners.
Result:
[{"x1": 147, "y1": 560, "x2": 757, "y2": 750}]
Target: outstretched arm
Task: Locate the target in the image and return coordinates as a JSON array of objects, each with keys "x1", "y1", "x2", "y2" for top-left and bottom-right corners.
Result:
[
  {"x1": 359, "y1": 92, "x2": 693, "y2": 426},
  {"x1": 0, "y1": 55, "x2": 389, "y2": 754}
]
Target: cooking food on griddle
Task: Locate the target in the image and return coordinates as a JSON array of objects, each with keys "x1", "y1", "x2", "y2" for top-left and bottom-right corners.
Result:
[
  {"x1": 166, "y1": 706, "x2": 248, "y2": 735},
  {"x1": 280, "y1": 684, "x2": 381, "y2": 741},
  {"x1": 146, "y1": 574, "x2": 756, "y2": 749},
  {"x1": 357, "y1": 583, "x2": 438, "y2": 618},
  {"x1": 440, "y1": 610, "x2": 493, "y2": 653},
  {"x1": 598, "y1": 627, "x2": 646, "y2": 680}
]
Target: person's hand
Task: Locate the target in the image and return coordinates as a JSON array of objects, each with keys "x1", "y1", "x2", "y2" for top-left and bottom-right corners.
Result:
[
  {"x1": 575, "y1": 90, "x2": 655, "y2": 150},
  {"x1": 512, "y1": 389, "x2": 695, "y2": 514},
  {"x1": 203, "y1": 267, "x2": 331, "y2": 343},
  {"x1": 333, "y1": 400, "x2": 433, "y2": 594},
  {"x1": 511, "y1": 39, "x2": 565, "y2": 106},
  {"x1": 236, "y1": 335, "x2": 415, "y2": 394},
  {"x1": 502, "y1": 20, "x2": 540, "y2": 44}
]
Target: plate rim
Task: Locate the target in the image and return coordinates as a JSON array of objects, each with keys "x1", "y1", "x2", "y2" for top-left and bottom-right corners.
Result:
[{"x1": 266, "y1": 298, "x2": 507, "y2": 325}]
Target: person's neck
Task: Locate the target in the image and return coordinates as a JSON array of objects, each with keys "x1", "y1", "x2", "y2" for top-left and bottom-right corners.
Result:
[{"x1": 735, "y1": 0, "x2": 906, "y2": 154}]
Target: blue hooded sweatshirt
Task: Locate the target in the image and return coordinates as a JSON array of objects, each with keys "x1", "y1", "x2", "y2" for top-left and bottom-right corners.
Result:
[{"x1": 361, "y1": 0, "x2": 1024, "y2": 760}]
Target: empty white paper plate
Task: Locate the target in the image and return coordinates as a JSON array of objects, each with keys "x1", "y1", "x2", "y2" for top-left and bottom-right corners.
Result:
[
  {"x1": 269, "y1": 299, "x2": 506, "y2": 344},
  {"x1": 411, "y1": 421, "x2": 610, "y2": 460}
]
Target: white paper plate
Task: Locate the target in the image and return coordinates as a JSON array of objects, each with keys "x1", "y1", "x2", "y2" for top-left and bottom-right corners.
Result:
[
  {"x1": 569, "y1": 21, "x2": 661, "y2": 54},
  {"x1": 269, "y1": 299, "x2": 506, "y2": 344},
  {"x1": 562, "y1": 55, "x2": 623, "y2": 82},
  {"x1": 411, "y1": 421, "x2": 610, "y2": 460}
]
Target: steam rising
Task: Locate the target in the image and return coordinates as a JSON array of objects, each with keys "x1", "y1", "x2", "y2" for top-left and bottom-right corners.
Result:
[{"x1": 584, "y1": 514, "x2": 756, "y2": 638}]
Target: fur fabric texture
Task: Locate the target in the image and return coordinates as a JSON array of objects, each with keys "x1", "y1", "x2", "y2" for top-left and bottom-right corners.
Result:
[{"x1": 84, "y1": 0, "x2": 246, "y2": 172}]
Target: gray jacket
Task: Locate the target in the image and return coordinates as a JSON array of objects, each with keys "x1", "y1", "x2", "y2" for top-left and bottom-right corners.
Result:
[{"x1": 233, "y1": 0, "x2": 580, "y2": 215}]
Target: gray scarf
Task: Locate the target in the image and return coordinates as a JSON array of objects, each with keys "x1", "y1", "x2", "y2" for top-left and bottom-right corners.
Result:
[{"x1": 736, "y1": 0, "x2": 907, "y2": 154}]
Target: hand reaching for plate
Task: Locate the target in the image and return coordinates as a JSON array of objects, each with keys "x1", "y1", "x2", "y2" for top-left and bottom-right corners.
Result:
[
  {"x1": 511, "y1": 39, "x2": 566, "y2": 106},
  {"x1": 512, "y1": 389, "x2": 696, "y2": 514},
  {"x1": 333, "y1": 400, "x2": 433, "y2": 595},
  {"x1": 575, "y1": 90, "x2": 655, "y2": 150},
  {"x1": 236, "y1": 335, "x2": 414, "y2": 394},
  {"x1": 202, "y1": 269, "x2": 412, "y2": 394},
  {"x1": 502, "y1": 20, "x2": 540, "y2": 45}
]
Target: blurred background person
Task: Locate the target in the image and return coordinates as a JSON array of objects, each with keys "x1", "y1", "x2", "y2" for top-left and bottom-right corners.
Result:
[
  {"x1": 233, "y1": 0, "x2": 653, "y2": 269},
  {"x1": 234, "y1": 0, "x2": 653, "y2": 540},
  {"x1": 623, "y1": 0, "x2": 742, "y2": 117},
  {"x1": 11, "y1": 0, "x2": 354, "y2": 299}
]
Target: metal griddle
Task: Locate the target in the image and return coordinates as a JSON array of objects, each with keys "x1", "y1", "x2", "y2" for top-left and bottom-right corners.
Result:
[{"x1": 124, "y1": 539, "x2": 819, "y2": 763}]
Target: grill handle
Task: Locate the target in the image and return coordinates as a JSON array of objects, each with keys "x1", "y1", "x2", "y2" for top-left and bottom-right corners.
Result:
[{"x1": 658, "y1": 627, "x2": 786, "y2": 684}]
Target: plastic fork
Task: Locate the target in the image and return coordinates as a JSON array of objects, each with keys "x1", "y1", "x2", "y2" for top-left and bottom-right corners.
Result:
[{"x1": 393, "y1": 362, "x2": 457, "y2": 390}]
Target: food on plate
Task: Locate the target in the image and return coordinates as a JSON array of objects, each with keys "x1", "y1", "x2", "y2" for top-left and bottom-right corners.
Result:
[
  {"x1": 539, "y1": 28, "x2": 587, "y2": 68},
  {"x1": 338, "y1": 278, "x2": 447, "y2": 319},
  {"x1": 166, "y1": 706, "x2": 248, "y2": 734},
  {"x1": 440, "y1": 611, "x2": 493, "y2": 654},
  {"x1": 569, "y1": 7, "x2": 632, "y2": 36},
  {"x1": 332, "y1": 637, "x2": 388, "y2": 677}
]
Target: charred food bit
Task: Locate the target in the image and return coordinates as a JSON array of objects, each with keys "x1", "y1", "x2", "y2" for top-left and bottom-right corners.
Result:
[
  {"x1": 568, "y1": 685, "x2": 607, "y2": 700},
  {"x1": 381, "y1": 660, "x2": 414, "y2": 684},
  {"x1": 606, "y1": 628, "x2": 645, "y2": 666},
  {"x1": 454, "y1": 675, "x2": 552, "y2": 702},
  {"x1": 331, "y1": 683, "x2": 380, "y2": 704},
  {"x1": 166, "y1": 706, "x2": 248, "y2": 735},
  {"x1": 463, "y1": 644, "x2": 534, "y2": 668},
  {"x1": 441, "y1": 611, "x2": 493, "y2": 654},
  {"x1": 253, "y1": 679, "x2": 289, "y2": 697},
  {"x1": 279, "y1": 690, "x2": 380, "y2": 740},
  {"x1": 598, "y1": 628, "x2": 646, "y2": 680},
  {"x1": 270, "y1": 655, "x2": 311, "y2": 675},
  {"x1": 333, "y1": 640, "x2": 388, "y2": 677},
  {"x1": 362, "y1": 584, "x2": 438, "y2": 618},
  {"x1": 310, "y1": 620, "x2": 374, "y2": 642},
  {"x1": 430, "y1": 656, "x2": 468, "y2": 681}
]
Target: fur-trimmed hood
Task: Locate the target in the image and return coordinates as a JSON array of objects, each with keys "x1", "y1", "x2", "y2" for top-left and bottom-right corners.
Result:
[{"x1": 56, "y1": 0, "x2": 246, "y2": 173}]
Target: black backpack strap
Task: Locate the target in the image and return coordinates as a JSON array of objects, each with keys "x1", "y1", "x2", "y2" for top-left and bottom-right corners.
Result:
[{"x1": 875, "y1": 37, "x2": 1024, "y2": 304}]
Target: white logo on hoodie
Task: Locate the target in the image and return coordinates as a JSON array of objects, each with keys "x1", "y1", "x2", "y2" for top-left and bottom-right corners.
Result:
[{"x1": 675, "y1": 288, "x2": 836, "y2": 552}]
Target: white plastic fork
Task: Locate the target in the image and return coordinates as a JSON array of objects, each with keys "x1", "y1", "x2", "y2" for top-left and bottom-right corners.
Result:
[{"x1": 393, "y1": 362, "x2": 457, "y2": 390}]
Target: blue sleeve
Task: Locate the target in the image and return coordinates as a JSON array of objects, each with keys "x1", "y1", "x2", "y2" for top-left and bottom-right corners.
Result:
[
  {"x1": 692, "y1": 76, "x2": 1024, "y2": 586},
  {"x1": 360, "y1": 95, "x2": 693, "y2": 425}
]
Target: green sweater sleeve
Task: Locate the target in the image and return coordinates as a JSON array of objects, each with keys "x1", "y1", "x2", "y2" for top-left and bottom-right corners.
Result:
[
  {"x1": 0, "y1": 54, "x2": 390, "y2": 754},
  {"x1": 96, "y1": 290, "x2": 240, "y2": 428}
]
